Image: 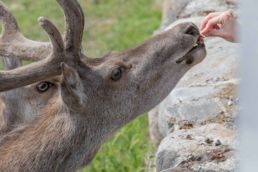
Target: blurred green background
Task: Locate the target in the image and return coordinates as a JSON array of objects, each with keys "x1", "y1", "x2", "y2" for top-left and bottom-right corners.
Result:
[{"x1": 1, "y1": 0, "x2": 161, "y2": 171}]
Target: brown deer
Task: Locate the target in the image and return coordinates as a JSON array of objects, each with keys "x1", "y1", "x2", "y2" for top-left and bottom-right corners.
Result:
[
  {"x1": 0, "y1": 0, "x2": 206, "y2": 171},
  {"x1": 0, "y1": 52, "x2": 60, "y2": 134}
]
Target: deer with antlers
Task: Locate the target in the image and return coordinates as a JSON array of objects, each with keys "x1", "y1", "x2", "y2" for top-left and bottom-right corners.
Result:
[{"x1": 0, "y1": 0, "x2": 206, "y2": 171}]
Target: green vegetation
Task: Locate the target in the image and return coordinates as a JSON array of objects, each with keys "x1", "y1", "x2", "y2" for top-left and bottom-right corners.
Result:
[{"x1": 1, "y1": 0, "x2": 161, "y2": 171}]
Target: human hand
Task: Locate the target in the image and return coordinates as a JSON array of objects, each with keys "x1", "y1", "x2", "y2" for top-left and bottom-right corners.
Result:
[{"x1": 200, "y1": 10, "x2": 238, "y2": 42}]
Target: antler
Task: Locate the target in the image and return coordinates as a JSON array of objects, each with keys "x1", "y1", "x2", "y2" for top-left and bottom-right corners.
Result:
[
  {"x1": 0, "y1": 17, "x2": 64, "y2": 91},
  {"x1": 2, "y1": 56, "x2": 22, "y2": 70},
  {"x1": 58, "y1": 0, "x2": 84, "y2": 54},
  {"x1": 0, "y1": 0, "x2": 85, "y2": 92},
  {"x1": 0, "y1": 1, "x2": 52, "y2": 61}
]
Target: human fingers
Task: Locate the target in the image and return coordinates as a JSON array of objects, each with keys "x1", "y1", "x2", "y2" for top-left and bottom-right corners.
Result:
[
  {"x1": 200, "y1": 16, "x2": 221, "y2": 36},
  {"x1": 205, "y1": 29, "x2": 235, "y2": 42},
  {"x1": 200, "y1": 12, "x2": 222, "y2": 31},
  {"x1": 204, "y1": 28, "x2": 223, "y2": 37}
]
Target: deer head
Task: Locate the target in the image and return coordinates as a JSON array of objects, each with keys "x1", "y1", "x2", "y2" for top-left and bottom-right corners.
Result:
[{"x1": 0, "y1": 0, "x2": 206, "y2": 171}]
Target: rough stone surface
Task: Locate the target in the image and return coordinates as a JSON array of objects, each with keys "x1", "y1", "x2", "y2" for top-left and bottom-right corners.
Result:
[
  {"x1": 150, "y1": 16, "x2": 239, "y2": 140},
  {"x1": 157, "y1": 81, "x2": 238, "y2": 137},
  {"x1": 156, "y1": 124, "x2": 237, "y2": 172},
  {"x1": 149, "y1": 107, "x2": 164, "y2": 146},
  {"x1": 160, "y1": 0, "x2": 236, "y2": 30},
  {"x1": 149, "y1": 1, "x2": 239, "y2": 171},
  {"x1": 156, "y1": 23, "x2": 239, "y2": 136},
  {"x1": 180, "y1": 0, "x2": 229, "y2": 18},
  {"x1": 161, "y1": 0, "x2": 191, "y2": 28}
]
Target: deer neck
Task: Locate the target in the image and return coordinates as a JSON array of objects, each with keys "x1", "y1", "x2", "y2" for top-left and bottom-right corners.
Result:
[{"x1": 0, "y1": 99, "x2": 103, "y2": 172}]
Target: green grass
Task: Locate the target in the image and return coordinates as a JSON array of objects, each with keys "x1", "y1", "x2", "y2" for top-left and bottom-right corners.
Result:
[
  {"x1": 1, "y1": 0, "x2": 161, "y2": 171},
  {"x1": 84, "y1": 115, "x2": 156, "y2": 172}
]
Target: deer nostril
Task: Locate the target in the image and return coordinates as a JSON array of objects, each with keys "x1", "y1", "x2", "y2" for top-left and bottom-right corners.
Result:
[
  {"x1": 184, "y1": 24, "x2": 199, "y2": 36},
  {"x1": 186, "y1": 57, "x2": 194, "y2": 64}
]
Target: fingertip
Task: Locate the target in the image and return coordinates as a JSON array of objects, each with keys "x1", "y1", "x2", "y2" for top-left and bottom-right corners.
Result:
[
  {"x1": 200, "y1": 31, "x2": 208, "y2": 37},
  {"x1": 200, "y1": 30, "x2": 205, "y2": 35},
  {"x1": 200, "y1": 26, "x2": 210, "y2": 35}
]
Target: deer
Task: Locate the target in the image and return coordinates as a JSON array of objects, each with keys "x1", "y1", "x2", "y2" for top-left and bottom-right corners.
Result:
[
  {"x1": 0, "y1": 0, "x2": 206, "y2": 171},
  {"x1": 0, "y1": 52, "x2": 59, "y2": 134}
]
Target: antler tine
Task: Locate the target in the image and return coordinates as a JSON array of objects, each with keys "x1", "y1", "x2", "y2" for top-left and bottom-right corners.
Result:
[
  {"x1": 0, "y1": 2, "x2": 22, "y2": 71},
  {"x1": 0, "y1": 1, "x2": 52, "y2": 61},
  {"x1": 0, "y1": 1, "x2": 18, "y2": 36},
  {"x1": 57, "y1": 0, "x2": 85, "y2": 54},
  {"x1": 0, "y1": 58, "x2": 61, "y2": 92},
  {"x1": 2, "y1": 56, "x2": 22, "y2": 70},
  {"x1": 0, "y1": 15, "x2": 66, "y2": 92},
  {"x1": 38, "y1": 17, "x2": 64, "y2": 53},
  {"x1": 0, "y1": 0, "x2": 86, "y2": 92}
]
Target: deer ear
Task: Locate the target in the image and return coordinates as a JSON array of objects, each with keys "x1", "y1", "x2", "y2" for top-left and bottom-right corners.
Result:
[{"x1": 60, "y1": 63, "x2": 87, "y2": 111}]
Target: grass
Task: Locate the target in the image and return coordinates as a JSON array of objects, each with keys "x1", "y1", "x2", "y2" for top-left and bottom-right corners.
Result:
[{"x1": 1, "y1": 0, "x2": 161, "y2": 171}]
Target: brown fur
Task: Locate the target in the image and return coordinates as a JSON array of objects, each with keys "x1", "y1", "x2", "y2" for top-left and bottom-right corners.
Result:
[{"x1": 0, "y1": 0, "x2": 207, "y2": 171}]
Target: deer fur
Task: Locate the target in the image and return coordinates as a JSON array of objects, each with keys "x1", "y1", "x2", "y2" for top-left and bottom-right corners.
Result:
[{"x1": 0, "y1": 0, "x2": 206, "y2": 171}]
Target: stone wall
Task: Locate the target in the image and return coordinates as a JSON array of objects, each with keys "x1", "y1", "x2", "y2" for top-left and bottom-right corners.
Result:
[
  {"x1": 160, "y1": 0, "x2": 236, "y2": 30},
  {"x1": 149, "y1": 1, "x2": 239, "y2": 171}
]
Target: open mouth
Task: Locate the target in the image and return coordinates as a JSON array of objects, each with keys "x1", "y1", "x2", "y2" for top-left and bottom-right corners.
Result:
[{"x1": 176, "y1": 35, "x2": 205, "y2": 64}]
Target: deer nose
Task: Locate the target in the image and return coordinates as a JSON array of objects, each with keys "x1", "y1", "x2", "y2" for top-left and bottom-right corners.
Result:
[{"x1": 184, "y1": 23, "x2": 199, "y2": 36}]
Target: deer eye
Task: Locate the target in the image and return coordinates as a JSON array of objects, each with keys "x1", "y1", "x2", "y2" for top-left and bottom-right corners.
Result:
[
  {"x1": 36, "y1": 82, "x2": 54, "y2": 93},
  {"x1": 111, "y1": 68, "x2": 122, "y2": 81}
]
